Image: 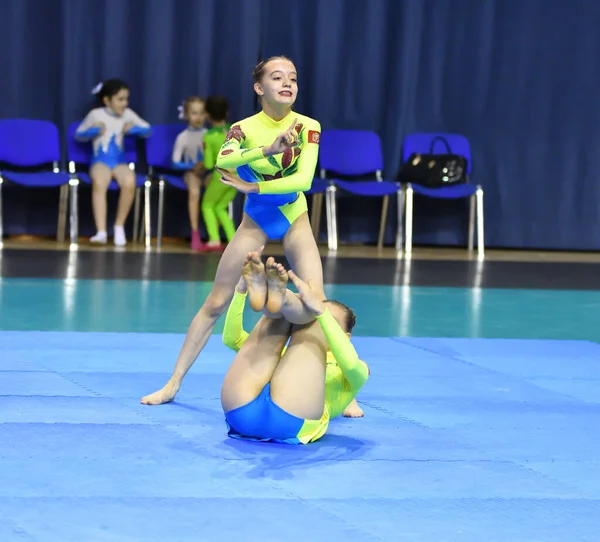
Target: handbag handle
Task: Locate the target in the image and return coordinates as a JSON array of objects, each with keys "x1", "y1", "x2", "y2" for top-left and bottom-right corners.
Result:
[{"x1": 429, "y1": 136, "x2": 452, "y2": 154}]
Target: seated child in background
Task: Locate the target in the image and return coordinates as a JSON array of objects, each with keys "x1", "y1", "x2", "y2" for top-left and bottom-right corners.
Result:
[
  {"x1": 76, "y1": 79, "x2": 151, "y2": 246},
  {"x1": 172, "y1": 96, "x2": 208, "y2": 251}
]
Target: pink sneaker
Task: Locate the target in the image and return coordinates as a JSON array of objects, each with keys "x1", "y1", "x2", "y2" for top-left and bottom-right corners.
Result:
[
  {"x1": 196, "y1": 242, "x2": 224, "y2": 253},
  {"x1": 191, "y1": 230, "x2": 202, "y2": 251}
]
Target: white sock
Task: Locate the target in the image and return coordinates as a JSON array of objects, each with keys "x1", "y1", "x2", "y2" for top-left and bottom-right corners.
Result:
[
  {"x1": 90, "y1": 231, "x2": 107, "y2": 244},
  {"x1": 113, "y1": 225, "x2": 127, "y2": 247}
]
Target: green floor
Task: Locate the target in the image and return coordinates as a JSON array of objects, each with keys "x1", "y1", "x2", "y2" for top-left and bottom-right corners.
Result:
[{"x1": 1, "y1": 278, "x2": 598, "y2": 342}]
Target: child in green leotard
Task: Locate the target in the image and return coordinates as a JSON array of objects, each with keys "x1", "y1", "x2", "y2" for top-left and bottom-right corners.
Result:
[{"x1": 199, "y1": 96, "x2": 237, "y2": 252}]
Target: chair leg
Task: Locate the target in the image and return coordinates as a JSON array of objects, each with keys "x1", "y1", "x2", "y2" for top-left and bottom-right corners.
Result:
[
  {"x1": 157, "y1": 180, "x2": 165, "y2": 249},
  {"x1": 57, "y1": 184, "x2": 69, "y2": 243},
  {"x1": 476, "y1": 186, "x2": 485, "y2": 259},
  {"x1": 326, "y1": 185, "x2": 338, "y2": 251},
  {"x1": 395, "y1": 186, "x2": 404, "y2": 253},
  {"x1": 468, "y1": 193, "x2": 475, "y2": 253},
  {"x1": 133, "y1": 188, "x2": 141, "y2": 243},
  {"x1": 69, "y1": 181, "x2": 79, "y2": 245},
  {"x1": 144, "y1": 181, "x2": 151, "y2": 248},
  {"x1": 404, "y1": 184, "x2": 414, "y2": 256},
  {"x1": 377, "y1": 195, "x2": 390, "y2": 250}
]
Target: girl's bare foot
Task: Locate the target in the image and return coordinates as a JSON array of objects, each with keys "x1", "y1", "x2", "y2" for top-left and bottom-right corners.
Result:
[
  {"x1": 141, "y1": 379, "x2": 180, "y2": 405},
  {"x1": 242, "y1": 252, "x2": 267, "y2": 311},
  {"x1": 343, "y1": 398, "x2": 364, "y2": 418},
  {"x1": 265, "y1": 257, "x2": 288, "y2": 314}
]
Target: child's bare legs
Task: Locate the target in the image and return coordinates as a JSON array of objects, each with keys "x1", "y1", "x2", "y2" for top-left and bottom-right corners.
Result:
[
  {"x1": 225, "y1": 254, "x2": 325, "y2": 420},
  {"x1": 89, "y1": 163, "x2": 112, "y2": 243},
  {"x1": 268, "y1": 212, "x2": 326, "y2": 320},
  {"x1": 184, "y1": 171, "x2": 202, "y2": 250},
  {"x1": 141, "y1": 214, "x2": 268, "y2": 405},
  {"x1": 221, "y1": 315, "x2": 291, "y2": 413},
  {"x1": 237, "y1": 253, "x2": 325, "y2": 419},
  {"x1": 270, "y1": 320, "x2": 328, "y2": 420},
  {"x1": 112, "y1": 165, "x2": 136, "y2": 247},
  {"x1": 184, "y1": 171, "x2": 201, "y2": 231},
  {"x1": 264, "y1": 260, "x2": 365, "y2": 419},
  {"x1": 240, "y1": 251, "x2": 319, "y2": 325}
]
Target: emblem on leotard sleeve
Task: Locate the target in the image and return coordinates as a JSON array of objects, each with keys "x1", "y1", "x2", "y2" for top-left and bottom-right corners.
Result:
[
  {"x1": 225, "y1": 124, "x2": 246, "y2": 143},
  {"x1": 308, "y1": 130, "x2": 320, "y2": 144}
]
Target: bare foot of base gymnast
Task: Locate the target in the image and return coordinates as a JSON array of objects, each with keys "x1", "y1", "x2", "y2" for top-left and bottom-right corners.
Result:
[
  {"x1": 242, "y1": 252, "x2": 267, "y2": 311},
  {"x1": 265, "y1": 256, "x2": 288, "y2": 314},
  {"x1": 343, "y1": 398, "x2": 364, "y2": 418}
]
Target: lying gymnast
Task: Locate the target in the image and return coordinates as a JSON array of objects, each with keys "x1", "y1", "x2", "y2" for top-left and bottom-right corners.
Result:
[{"x1": 220, "y1": 253, "x2": 369, "y2": 444}]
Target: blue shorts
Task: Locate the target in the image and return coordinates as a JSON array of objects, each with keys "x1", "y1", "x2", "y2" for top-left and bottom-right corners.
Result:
[{"x1": 225, "y1": 383, "x2": 305, "y2": 445}]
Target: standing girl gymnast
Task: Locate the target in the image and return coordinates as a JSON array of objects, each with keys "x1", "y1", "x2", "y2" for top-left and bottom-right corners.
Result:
[{"x1": 142, "y1": 56, "x2": 325, "y2": 406}]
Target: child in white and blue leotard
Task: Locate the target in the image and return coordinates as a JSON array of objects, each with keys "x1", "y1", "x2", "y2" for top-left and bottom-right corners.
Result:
[
  {"x1": 171, "y1": 96, "x2": 207, "y2": 251},
  {"x1": 76, "y1": 79, "x2": 151, "y2": 246}
]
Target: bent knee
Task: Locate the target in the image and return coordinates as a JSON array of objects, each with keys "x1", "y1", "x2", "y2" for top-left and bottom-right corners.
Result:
[
  {"x1": 119, "y1": 175, "x2": 136, "y2": 190},
  {"x1": 203, "y1": 291, "x2": 233, "y2": 318}
]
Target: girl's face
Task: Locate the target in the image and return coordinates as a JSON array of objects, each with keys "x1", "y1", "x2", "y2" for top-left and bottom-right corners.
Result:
[
  {"x1": 254, "y1": 59, "x2": 298, "y2": 108},
  {"x1": 187, "y1": 101, "x2": 206, "y2": 128},
  {"x1": 104, "y1": 88, "x2": 129, "y2": 116}
]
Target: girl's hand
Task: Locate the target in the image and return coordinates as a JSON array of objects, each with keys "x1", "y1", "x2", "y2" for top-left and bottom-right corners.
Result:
[
  {"x1": 288, "y1": 270, "x2": 326, "y2": 316},
  {"x1": 264, "y1": 118, "x2": 299, "y2": 156},
  {"x1": 122, "y1": 122, "x2": 134, "y2": 134},
  {"x1": 217, "y1": 168, "x2": 259, "y2": 194}
]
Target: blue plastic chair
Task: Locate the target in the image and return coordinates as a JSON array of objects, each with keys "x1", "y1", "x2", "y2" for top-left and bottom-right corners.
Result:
[
  {"x1": 145, "y1": 123, "x2": 190, "y2": 248},
  {"x1": 0, "y1": 119, "x2": 72, "y2": 242},
  {"x1": 319, "y1": 130, "x2": 401, "y2": 250},
  {"x1": 66, "y1": 121, "x2": 149, "y2": 245},
  {"x1": 401, "y1": 133, "x2": 484, "y2": 258}
]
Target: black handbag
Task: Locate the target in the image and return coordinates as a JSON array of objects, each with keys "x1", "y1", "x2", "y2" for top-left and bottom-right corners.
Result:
[{"x1": 398, "y1": 136, "x2": 468, "y2": 188}]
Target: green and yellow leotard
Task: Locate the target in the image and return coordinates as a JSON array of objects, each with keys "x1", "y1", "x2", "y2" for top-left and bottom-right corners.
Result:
[
  {"x1": 222, "y1": 291, "x2": 369, "y2": 443},
  {"x1": 215, "y1": 111, "x2": 321, "y2": 240}
]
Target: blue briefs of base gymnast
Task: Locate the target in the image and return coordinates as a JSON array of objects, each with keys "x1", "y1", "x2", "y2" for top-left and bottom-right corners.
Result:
[{"x1": 225, "y1": 383, "x2": 305, "y2": 445}]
